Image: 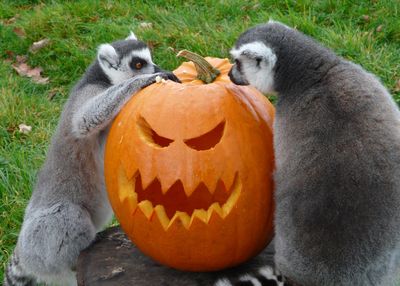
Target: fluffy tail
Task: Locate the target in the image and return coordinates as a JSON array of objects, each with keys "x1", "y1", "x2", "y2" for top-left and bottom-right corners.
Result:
[
  {"x1": 215, "y1": 266, "x2": 291, "y2": 286},
  {"x1": 3, "y1": 250, "x2": 36, "y2": 286}
]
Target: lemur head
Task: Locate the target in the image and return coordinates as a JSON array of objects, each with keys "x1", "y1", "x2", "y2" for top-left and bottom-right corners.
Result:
[
  {"x1": 97, "y1": 32, "x2": 160, "y2": 85},
  {"x1": 229, "y1": 21, "x2": 339, "y2": 95},
  {"x1": 229, "y1": 21, "x2": 296, "y2": 94}
]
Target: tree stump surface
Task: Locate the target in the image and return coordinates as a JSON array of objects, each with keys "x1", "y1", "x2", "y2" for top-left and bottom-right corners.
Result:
[{"x1": 77, "y1": 226, "x2": 275, "y2": 286}]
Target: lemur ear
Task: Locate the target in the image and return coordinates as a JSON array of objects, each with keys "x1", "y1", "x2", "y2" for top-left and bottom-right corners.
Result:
[
  {"x1": 126, "y1": 31, "x2": 137, "y2": 40},
  {"x1": 98, "y1": 44, "x2": 120, "y2": 69}
]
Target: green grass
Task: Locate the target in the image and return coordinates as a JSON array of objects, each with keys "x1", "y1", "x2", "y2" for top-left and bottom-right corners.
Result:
[{"x1": 1, "y1": 0, "x2": 399, "y2": 283}]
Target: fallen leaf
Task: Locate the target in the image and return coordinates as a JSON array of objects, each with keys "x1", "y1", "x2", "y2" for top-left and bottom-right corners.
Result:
[
  {"x1": 89, "y1": 15, "x2": 99, "y2": 22},
  {"x1": 29, "y1": 38, "x2": 50, "y2": 53},
  {"x1": 2, "y1": 14, "x2": 19, "y2": 25},
  {"x1": 3, "y1": 50, "x2": 14, "y2": 64},
  {"x1": 13, "y1": 27, "x2": 26, "y2": 38},
  {"x1": 48, "y1": 88, "x2": 58, "y2": 100},
  {"x1": 16, "y1": 55, "x2": 28, "y2": 63},
  {"x1": 146, "y1": 40, "x2": 160, "y2": 50},
  {"x1": 5, "y1": 50, "x2": 14, "y2": 58},
  {"x1": 19, "y1": 124, "x2": 32, "y2": 134},
  {"x1": 362, "y1": 15, "x2": 370, "y2": 22},
  {"x1": 395, "y1": 79, "x2": 400, "y2": 92},
  {"x1": 376, "y1": 25, "x2": 383, "y2": 32},
  {"x1": 12, "y1": 61, "x2": 49, "y2": 84},
  {"x1": 139, "y1": 22, "x2": 153, "y2": 29}
]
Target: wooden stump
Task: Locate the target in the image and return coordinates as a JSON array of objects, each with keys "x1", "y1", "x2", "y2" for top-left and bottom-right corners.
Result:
[{"x1": 77, "y1": 226, "x2": 275, "y2": 286}]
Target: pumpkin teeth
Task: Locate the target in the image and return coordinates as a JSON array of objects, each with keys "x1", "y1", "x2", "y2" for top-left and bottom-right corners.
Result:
[
  {"x1": 220, "y1": 172, "x2": 236, "y2": 196},
  {"x1": 154, "y1": 205, "x2": 169, "y2": 230},
  {"x1": 190, "y1": 209, "x2": 208, "y2": 225},
  {"x1": 160, "y1": 179, "x2": 176, "y2": 195},
  {"x1": 202, "y1": 180, "x2": 218, "y2": 196},
  {"x1": 140, "y1": 170, "x2": 157, "y2": 190},
  {"x1": 221, "y1": 173, "x2": 241, "y2": 215},
  {"x1": 127, "y1": 171, "x2": 241, "y2": 229},
  {"x1": 169, "y1": 211, "x2": 191, "y2": 229},
  {"x1": 137, "y1": 200, "x2": 154, "y2": 219},
  {"x1": 207, "y1": 202, "x2": 224, "y2": 219}
]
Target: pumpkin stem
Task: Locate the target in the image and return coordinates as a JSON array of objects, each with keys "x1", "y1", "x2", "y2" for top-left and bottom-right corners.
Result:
[{"x1": 177, "y1": 50, "x2": 220, "y2": 84}]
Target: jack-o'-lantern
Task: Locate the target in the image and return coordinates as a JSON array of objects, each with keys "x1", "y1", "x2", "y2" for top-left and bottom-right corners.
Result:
[{"x1": 105, "y1": 51, "x2": 275, "y2": 271}]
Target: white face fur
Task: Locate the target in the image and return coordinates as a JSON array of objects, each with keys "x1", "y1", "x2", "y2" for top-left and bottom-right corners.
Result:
[
  {"x1": 97, "y1": 33, "x2": 156, "y2": 85},
  {"x1": 230, "y1": 41, "x2": 277, "y2": 94}
]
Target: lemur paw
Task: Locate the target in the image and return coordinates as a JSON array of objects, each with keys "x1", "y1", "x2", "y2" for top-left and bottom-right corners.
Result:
[
  {"x1": 162, "y1": 71, "x2": 181, "y2": 83},
  {"x1": 136, "y1": 71, "x2": 180, "y2": 89}
]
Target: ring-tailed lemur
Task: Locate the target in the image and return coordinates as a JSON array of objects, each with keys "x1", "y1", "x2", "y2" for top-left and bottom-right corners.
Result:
[
  {"x1": 223, "y1": 20, "x2": 400, "y2": 286},
  {"x1": 4, "y1": 32, "x2": 179, "y2": 286}
]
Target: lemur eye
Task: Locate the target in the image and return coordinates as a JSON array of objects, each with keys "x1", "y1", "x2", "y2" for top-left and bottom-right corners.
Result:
[{"x1": 130, "y1": 57, "x2": 147, "y2": 70}]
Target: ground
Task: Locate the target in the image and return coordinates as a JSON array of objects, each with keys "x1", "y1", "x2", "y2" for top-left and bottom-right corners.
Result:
[{"x1": 0, "y1": 0, "x2": 399, "y2": 283}]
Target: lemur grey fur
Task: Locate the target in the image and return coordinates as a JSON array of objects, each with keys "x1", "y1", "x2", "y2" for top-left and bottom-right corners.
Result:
[
  {"x1": 224, "y1": 20, "x2": 400, "y2": 286},
  {"x1": 4, "y1": 32, "x2": 179, "y2": 286}
]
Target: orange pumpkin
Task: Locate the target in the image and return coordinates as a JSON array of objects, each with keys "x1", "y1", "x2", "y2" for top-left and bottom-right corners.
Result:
[{"x1": 104, "y1": 52, "x2": 275, "y2": 271}]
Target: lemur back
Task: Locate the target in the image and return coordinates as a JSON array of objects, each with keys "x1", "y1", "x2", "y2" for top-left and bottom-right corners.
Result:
[
  {"x1": 226, "y1": 21, "x2": 400, "y2": 286},
  {"x1": 4, "y1": 33, "x2": 179, "y2": 286}
]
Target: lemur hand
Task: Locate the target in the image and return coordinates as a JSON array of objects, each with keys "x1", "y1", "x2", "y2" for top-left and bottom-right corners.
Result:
[{"x1": 162, "y1": 71, "x2": 181, "y2": 83}]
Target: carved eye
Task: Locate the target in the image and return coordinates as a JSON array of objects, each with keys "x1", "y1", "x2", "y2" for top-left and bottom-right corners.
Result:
[
  {"x1": 184, "y1": 121, "x2": 225, "y2": 151},
  {"x1": 137, "y1": 116, "x2": 173, "y2": 148}
]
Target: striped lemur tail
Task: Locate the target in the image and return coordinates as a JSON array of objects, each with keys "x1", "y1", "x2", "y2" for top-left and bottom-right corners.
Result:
[
  {"x1": 215, "y1": 266, "x2": 292, "y2": 286},
  {"x1": 4, "y1": 250, "x2": 36, "y2": 286}
]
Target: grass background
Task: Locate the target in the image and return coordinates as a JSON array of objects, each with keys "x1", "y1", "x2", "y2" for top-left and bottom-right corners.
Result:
[{"x1": 0, "y1": 0, "x2": 399, "y2": 283}]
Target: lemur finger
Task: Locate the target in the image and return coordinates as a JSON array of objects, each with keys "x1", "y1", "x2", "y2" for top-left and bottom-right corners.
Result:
[{"x1": 164, "y1": 71, "x2": 181, "y2": 83}]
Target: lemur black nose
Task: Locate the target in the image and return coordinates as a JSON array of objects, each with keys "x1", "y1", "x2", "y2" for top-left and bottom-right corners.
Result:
[
  {"x1": 228, "y1": 66, "x2": 249, "y2": 86},
  {"x1": 228, "y1": 68, "x2": 234, "y2": 81}
]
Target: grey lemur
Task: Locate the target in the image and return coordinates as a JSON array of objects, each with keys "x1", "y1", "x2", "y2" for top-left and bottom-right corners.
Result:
[
  {"x1": 4, "y1": 32, "x2": 179, "y2": 286},
  {"x1": 223, "y1": 20, "x2": 400, "y2": 286}
]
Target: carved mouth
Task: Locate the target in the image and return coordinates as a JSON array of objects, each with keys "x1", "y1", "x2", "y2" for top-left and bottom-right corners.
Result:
[{"x1": 118, "y1": 169, "x2": 241, "y2": 230}]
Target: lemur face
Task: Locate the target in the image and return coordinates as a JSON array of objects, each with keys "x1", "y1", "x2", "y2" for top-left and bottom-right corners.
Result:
[
  {"x1": 229, "y1": 41, "x2": 277, "y2": 94},
  {"x1": 97, "y1": 32, "x2": 160, "y2": 85}
]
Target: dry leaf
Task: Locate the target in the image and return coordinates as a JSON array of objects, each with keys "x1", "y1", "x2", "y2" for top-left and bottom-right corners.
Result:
[
  {"x1": 12, "y1": 61, "x2": 49, "y2": 84},
  {"x1": 395, "y1": 79, "x2": 400, "y2": 92},
  {"x1": 89, "y1": 15, "x2": 99, "y2": 22},
  {"x1": 362, "y1": 15, "x2": 370, "y2": 22},
  {"x1": 16, "y1": 55, "x2": 27, "y2": 64},
  {"x1": 376, "y1": 25, "x2": 383, "y2": 32},
  {"x1": 3, "y1": 51, "x2": 14, "y2": 64},
  {"x1": 146, "y1": 40, "x2": 160, "y2": 50},
  {"x1": 5, "y1": 50, "x2": 14, "y2": 58},
  {"x1": 139, "y1": 22, "x2": 153, "y2": 29},
  {"x1": 47, "y1": 87, "x2": 62, "y2": 100},
  {"x1": 19, "y1": 124, "x2": 32, "y2": 134},
  {"x1": 3, "y1": 14, "x2": 19, "y2": 25},
  {"x1": 13, "y1": 27, "x2": 26, "y2": 38},
  {"x1": 29, "y1": 39, "x2": 50, "y2": 53}
]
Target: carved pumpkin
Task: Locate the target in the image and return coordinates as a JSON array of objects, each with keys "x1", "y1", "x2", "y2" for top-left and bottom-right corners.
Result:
[{"x1": 105, "y1": 52, "x2": 275, "y2": 271}]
